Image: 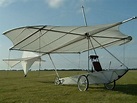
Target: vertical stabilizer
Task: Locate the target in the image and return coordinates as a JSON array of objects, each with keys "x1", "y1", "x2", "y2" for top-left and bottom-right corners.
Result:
[{"x1": 21, "y1": 57, "x2": 41, "y2": 77}]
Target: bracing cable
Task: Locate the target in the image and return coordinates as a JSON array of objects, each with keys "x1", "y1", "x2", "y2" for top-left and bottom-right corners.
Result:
[
  {"x1": 123, "y1": 40, "x2": 126, "y2": 65},
  {"x1": 38, "y1": 30, "x2": 42, "y2": 76},
  {"x1": 6, "y1": 50, "x2": 11, "y2": 77},
  {"x1": 91, "y1": 36, "x2": 128, "y2": 69},
  {"x1": 57, "y1": 54, "x2": 81, "y2": 69}
]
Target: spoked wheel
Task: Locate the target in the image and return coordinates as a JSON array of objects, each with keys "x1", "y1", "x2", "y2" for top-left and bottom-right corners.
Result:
[
  {"x1": 54, "y1": 76, "x2": 61, "y2": 85},
  {"x1": 77, "y1": 75, "x2": 89, "y2": 91},
  {"x1": 104, "y1": 81, "x2": 116, "y2": 90}
]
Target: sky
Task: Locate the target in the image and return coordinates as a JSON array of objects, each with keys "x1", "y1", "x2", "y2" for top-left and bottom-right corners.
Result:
[{"x1": 0, "y1": 0, "x2": 137, "y2": 70}]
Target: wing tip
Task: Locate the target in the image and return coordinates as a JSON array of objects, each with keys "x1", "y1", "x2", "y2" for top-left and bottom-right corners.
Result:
[{"x1": 122, "y1": 16, "x2": 137, "y2": 23}]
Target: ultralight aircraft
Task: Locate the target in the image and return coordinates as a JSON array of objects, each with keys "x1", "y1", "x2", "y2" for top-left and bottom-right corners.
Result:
[{"x1": 3, "y1": 16, "x2": 137, "y2": 91}]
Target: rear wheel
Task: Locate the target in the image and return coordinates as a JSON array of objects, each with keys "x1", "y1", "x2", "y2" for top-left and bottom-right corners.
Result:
[
  {"x1": 104, "y1": 81, "x2": 116, "y2": 90},
  {"x1": 77, "y1": 75, "x2": 89, "y2": 91}
]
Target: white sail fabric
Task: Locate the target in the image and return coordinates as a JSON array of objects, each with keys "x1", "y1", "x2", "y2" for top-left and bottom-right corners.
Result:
[
  {"x1": 3, "y1": 59, "x2": 21, "y2": 68},
  {"x1": 22, "y1": 51, "x2": 39, "y2": 58},
  {"x1": 3, "y1": 20, "x2": 133, "y2": 54},
  {"x1": 3, "y1": 51, "x2": 45, "y2": 76},
  {"x1": 21, "y1": 56, "x2": 41, "y2": 76}
]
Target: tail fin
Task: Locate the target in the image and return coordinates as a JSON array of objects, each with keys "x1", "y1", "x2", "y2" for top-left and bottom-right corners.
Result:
[
  {"x1": 21, "y1": 51, "x2": 42, "y2": 77},
  {"x1": 21, "y1": 56, "x2": 41, "y2": 77},
  {"x1": 3, "y1": 51, "x2": 44, "y2": 77}
]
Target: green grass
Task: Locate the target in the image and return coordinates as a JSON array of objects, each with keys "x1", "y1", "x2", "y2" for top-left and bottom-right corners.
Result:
[{"x1": 0, "y1": 70, "x2": 137, "y2": 103}]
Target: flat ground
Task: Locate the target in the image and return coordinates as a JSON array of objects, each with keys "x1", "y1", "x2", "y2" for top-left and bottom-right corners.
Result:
[{"x1": 0, "y1": 70, "x2": 137, "y2": 103}]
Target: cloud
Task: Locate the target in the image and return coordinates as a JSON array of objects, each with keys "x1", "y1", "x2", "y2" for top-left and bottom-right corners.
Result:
[
  {"x1": 45, "y1": 0, "x2": 65, "y2": 8},
  {"x1": 0, "y1": 0, "x2": 30, "y2": 7},
  {"x1": 0, "y1": 0, "x2": 65, "y2": 8},
  {"x1": 0, "y1": 0, "x2": 16, "y2": 7}
]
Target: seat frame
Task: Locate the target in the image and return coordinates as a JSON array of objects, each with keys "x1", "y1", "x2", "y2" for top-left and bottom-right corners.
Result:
[{"x1": 90, "y1": 55, "x2": 102, "y2": 72}]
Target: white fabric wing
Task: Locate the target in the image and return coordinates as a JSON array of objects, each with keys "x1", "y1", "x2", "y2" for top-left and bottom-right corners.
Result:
[{"x1": 3, "y1": 21, "x2": 133, "y2": 54}]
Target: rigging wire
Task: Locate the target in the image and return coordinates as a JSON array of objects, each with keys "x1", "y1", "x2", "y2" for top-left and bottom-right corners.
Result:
[
  {"x1": 123, "y1": 40, "x2": 126, "y2": 65},
  {"x1": 91, "y1": 36, "x2": 128, "y2": 69},
  {"x1": 7, "y1": 50, "x2": 11, "y2": 71},
  {"x1": 38, "y1": 31, "x2": 42, "y2": 76},
  {"x1": 78, "y1": 53, "x2": 81, "y2": 70},
  {"x1": 57, "y1": 54, "x2": 81, "y2": 69},
  {"x1": 6, "y1": 50, "x2": 11, "y2": 77}
]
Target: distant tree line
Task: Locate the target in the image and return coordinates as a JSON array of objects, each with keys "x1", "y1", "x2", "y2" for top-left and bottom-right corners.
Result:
[
  {"x1": 1, "y1": 68, "x2": 137, "y2": 71},
  {"x1": 42, "y1": 69, "x2": 85, "y2": 71},
  {"x1": 0, "y1": 68, "x2": 86, "y2": 71}
]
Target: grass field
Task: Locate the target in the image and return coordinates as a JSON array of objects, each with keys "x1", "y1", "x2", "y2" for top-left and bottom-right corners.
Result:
[{"x1": 0, "y1": 70, "x2": 137, "y2": 103}]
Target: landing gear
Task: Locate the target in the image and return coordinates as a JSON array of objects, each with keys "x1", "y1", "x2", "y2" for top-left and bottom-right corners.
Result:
[
  {"x1": 104, "y1": 81, "x2": 116, "y2": 90},
  {"x1": 54, "y1": 76, "x2": 62, "y2": 85},
  {"x1": 77, "y1": 75, "x2": 89, "y2": 91}
]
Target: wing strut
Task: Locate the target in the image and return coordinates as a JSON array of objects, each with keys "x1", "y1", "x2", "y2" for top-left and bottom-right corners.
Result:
[
  {"x1": 81, "y1": 4, "x2": 90, "y2": 71},
  {"x1": 87, "y1": 34, "x2": 90, "y2": 71},
  {"x1": 86, "y1": 33, "x2": 100, "y2": 72},
  {"x1": 48, "y1": 54, "x2": 60, "y2": 78}
]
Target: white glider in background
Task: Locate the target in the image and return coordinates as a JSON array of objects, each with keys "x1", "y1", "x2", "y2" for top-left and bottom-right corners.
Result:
[{"x1": 3, "y1": 51, "x2": 45, "y2": 77}]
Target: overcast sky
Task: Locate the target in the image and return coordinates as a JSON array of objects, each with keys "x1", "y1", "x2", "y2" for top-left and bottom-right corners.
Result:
[{"x1": 0, "y1": 0, "x2": 137, "y2": 70}]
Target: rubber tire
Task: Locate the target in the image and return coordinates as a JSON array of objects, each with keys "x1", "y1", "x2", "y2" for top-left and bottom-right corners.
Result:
[{"x1": 77, "y1": 75, "x2": 89, "y2": 91}]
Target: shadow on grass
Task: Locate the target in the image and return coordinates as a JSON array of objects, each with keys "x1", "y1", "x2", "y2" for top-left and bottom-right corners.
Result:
[
  {"x1": 37, "y1": 80, "x2": 54, "y2": 84},
  {"x1": 114, "y1": 84, "x2": 137, "y2": 96},
  {"x1": 37, "y1": 80, "x2": 137, "y2": 95},
  {"x1": 88, "y1": 84, "x2": 137, "y2": 96},
  {"x1": 59, "y1": 84, "x2": 137, "y2": 96}
]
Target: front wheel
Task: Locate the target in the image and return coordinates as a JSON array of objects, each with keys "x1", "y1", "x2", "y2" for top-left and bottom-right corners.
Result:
[
  {"x1": 104, "y1": 81, "x2": 116, "y2": 90},
  {"x1": 54, "y1": 76, "x2": 61, "y2": 85},
  {"x1": 77, "y1": 75, "x2": 89, "y2": 91}
]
